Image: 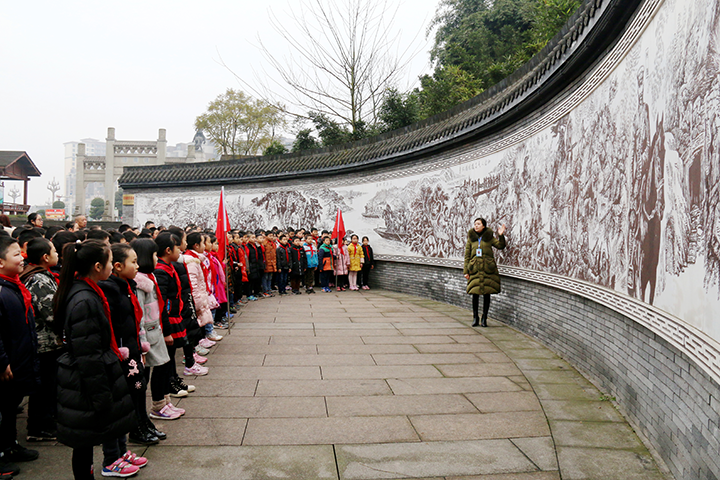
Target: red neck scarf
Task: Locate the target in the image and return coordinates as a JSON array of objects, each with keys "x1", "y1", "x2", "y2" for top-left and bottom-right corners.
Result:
[
  {"x1": 0, "y1": 274, "x2": 33, "y2": 322},
  {"x1": 279, "y1": 244, "x2": 290, "y2": 263},
  {"x1": 79, "y1": 277, "x2": 123, "y2": 361},
  {"x1": 155, "y1": 260, "x2": 184, "y2": 311}
]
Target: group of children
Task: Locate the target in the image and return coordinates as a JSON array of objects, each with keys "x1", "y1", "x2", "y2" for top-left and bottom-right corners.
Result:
[
  {"x1": 225, "y1": 227, "x2": 375, "y2": 297},
  {"x1": 0, "y1": 221, "x2": 237, "y2": 479},
  {"x1": 0, "y1": 220, "x2": 376, "y2": 479}
]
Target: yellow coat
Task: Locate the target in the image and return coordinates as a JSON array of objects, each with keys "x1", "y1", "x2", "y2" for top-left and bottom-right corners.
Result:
[{"x1": 348, "y1": 243, "x2": 365, "y2": 271}]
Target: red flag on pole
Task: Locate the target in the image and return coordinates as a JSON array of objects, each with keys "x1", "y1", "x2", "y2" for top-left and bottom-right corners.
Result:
[
  {"x1": 331, "y1": 208, "x2": 345, "y2": 242},
  {"x1": 215, "y1": 187, "x2": 231, "y2": 262}
]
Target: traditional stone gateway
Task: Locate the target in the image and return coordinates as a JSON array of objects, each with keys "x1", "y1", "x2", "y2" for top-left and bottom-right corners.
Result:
[{"x1": 120, "y1": 0, "x2": 720, "y2": 477}]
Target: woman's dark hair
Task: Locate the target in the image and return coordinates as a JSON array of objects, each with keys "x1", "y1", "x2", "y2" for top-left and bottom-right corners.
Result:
[
  {"x1": 87, "y1": 229, "x2": 111, "y2": 242},
  {"x1": 26, "y1": 238, "x2": 53, "y2": 265},
  {"x1": 186, "y1": 232, "x2": 203, "y2": 250},
  {"x1": 167, "y1": 226, "x2": 186, "y2": 241},
  {"x1": 52, "y1": 231, "x2": 79, "y2": 262},
  {"x1": 0, "y1": 230, "x2": 9, "y2": 238},
  {"x1": 53, "y1": 240, "x2": 111, "y2": 333},
  {"x1": 473, "y1": 218, "x2": 487, "y2": 227},
  {"x1": 0, "y1": 214, "x2": 12, "y2": 228},
  {"x1": 27, "y1": 212, "x2": 39, "y2": 225},
  {"x1": 44, "y1": 226, "x2": 63, "y2": 239},
  {"x1": 110, "y1": 243, "x2": 133, "y2": 266},
  {"x1": 109, "y1": 231, "x2": 124, "y2": 244},
  {"x1": 155, "y1": 232, "x2": 181, "y2": 257},
  {"x1": 132, "y1": 238, "x2": 158, "y2": 274}
]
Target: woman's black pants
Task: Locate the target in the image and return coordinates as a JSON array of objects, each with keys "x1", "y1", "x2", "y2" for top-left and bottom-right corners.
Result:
[{"x1": 472, "y1": 294, "x2": 491, "y2": 320}]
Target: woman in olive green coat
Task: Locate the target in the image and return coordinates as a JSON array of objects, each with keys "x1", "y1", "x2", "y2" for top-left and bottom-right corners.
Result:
[{"x1": 463, "y1": 218, "x2": 507, "y2": 327}]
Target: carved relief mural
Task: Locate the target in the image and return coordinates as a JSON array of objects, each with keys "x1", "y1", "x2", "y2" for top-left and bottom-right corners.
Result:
[{"x1": 133, "y1": 0, "x2": 720, "y2": 339}]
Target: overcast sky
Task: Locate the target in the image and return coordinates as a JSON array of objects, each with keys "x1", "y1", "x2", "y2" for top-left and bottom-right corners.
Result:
[{"x1": 0, "y1": 0, "x2": 438, "y2": 207}]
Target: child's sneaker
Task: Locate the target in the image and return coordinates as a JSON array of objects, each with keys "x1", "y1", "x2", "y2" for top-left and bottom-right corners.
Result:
[
  {"x1": 195, "y1": 345, "x2": 210, "y2": 356},
  {"x1": 193, "y1": 353, "x2": 208, "y2": 364},
  {"x1": 175, "y1": 377, "x2": 195, "y2": 393},
  {"x1": 166, "y1": 403, "x2": 185, "y2": 416},
  {"x1": 148, "y1": 405, "x2": 181, "y2": 421},
  {"x1": 184, "y1": 364, "x2": 209, "y2": 376},
  {"x1": 207, "y1": 333, "x2": 223, "y2": 342},
  {"x1": 101, "y1": 459, "x2": 139, "y2": 477},
  {"x1": 168, "y1": 379, "x2": 188, "y2": 398},
  {"x1": 121, "y1": 451, "x2": 148, "y2": 468},
  {"x1": 248, "y1": 295, "x2": 258, "y2": 301},
  {"x1": 213, "y1": 322, "x2": 228, "y2": 330},
  {"x1": 198, "y1": 338, "x2": 215, "y2": 348}
]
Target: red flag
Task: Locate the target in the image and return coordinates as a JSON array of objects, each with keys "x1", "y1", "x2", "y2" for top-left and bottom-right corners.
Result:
[
  {"x1": 215, "y1": 187, "x2": 231, "y2": 262},
  {"x1": 331, "y1": 208, "x2": 345, "y2": 242}
]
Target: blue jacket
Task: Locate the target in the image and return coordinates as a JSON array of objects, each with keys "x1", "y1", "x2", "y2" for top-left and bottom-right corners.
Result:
[{"x1": 303, "y1": 242, "x2": 318, "y2": 268}]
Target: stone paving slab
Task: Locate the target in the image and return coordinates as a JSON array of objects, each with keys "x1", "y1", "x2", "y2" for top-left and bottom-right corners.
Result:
[
  {"x1": 464, "y1": 392, "x2": 543, "y2": 413},
  {"x1": 317, "y1": 344, "x2": 418, "y2": 354},
  {"x1": 409, "y1": 412, "x2": 550, "y2": 441},
  {"x1": 414, "y1": 343, "x2": 499, "y2": 354},
  {"x1": 435, "y1": 363, "x2": 523, "y2": 377},
  {"x1": 198, "y1": 365, "x2": 321, "y2": 380},
  {"x1": 24, "y1": 289, "x2": 667, "y2": 480},
  {"x1": 387, "y1": 377, "x2": 522, "y2": 395},
  {"x1": 326, "y1": 394, "x2": 478, "y2": 417},
  {"x1": 144, "y1": 445, "x2": 339, "y2": 479},
  {"x1": 321, "y1": 365, "x2": 444, "y2": 379},
  {"x1": 336, "y1": 440, "x2": 539, "y2": 479},
  {"x1": 243, "y1": 416, "x2": 420, "y2": 445},
  {"x1": 373, "y1": 353, "x2": 482, "y2": 365},
  {"x1": 263, "y1": 353, "x2": 376, "y2": 366},
  {"x1": 255, "y1": 379, "x2": 393, "y2": 396},
  {"x1": 176, "y1": 396, "x2": 327, "y2": 418}
]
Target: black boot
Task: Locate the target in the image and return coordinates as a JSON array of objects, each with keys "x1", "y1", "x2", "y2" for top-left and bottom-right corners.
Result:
[
  {"x1": 471, "y1": 317, "x2": 480, "y2": 327},
  {"x1": 128, "y1": 425, "x2": 159, "y2": 445},
  {"x1": 480, "y1": 314, "x2": 487, "y2": 328},
  {"x1": 144, "y1": 418, "x2": 167, "y2": 441}
]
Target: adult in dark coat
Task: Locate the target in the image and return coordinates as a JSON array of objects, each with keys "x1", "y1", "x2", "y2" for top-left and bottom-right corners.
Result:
[
  {"x1": 463, "y1": 218, "x2": 507, "y2": 327},
  {"x1": 55, "y1": 280, "x2": 136, "y2": 448}
]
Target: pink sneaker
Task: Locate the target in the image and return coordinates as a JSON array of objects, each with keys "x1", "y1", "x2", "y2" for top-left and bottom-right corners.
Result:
[
  {"x1": 122, "y1": 450, "x2": 148, "y2": 468},
  {"x1": 193, "y1": 352, "x2": 208, "y2": 364},
  {"x1": 149, "y1": 404, "x2": 181, "y2": 420},
  {"x1": 184, "y1": 364, "x2": 209, "y2": 376},
  {"x1": 102, "y1": 459, "x2": 139, "y2": 477},
  {"x1": 198, "y1": 338, "x2": 216, "y2": 348},
  {"x1": 166, "y1": 402, "x2": 185, "y2": 416}
]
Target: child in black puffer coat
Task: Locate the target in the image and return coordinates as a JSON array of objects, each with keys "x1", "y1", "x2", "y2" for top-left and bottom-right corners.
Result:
[{"x1": 54, "y1": 240, "x2": 136, "y2": 479}]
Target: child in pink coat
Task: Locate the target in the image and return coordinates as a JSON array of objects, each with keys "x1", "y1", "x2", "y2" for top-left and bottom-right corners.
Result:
[{"x1": 183, "y1": 233, "x2": 221, "y2": 344}]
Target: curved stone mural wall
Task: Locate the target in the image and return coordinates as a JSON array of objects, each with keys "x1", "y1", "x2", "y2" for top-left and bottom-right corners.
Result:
[{"x1": 128, "y1": 0, "x2": 720, "y2": 345}]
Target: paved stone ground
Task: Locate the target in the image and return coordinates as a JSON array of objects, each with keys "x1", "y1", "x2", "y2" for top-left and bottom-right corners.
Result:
[{"x1": 17, "y1": 289, "x2": 668, "y2": 479}]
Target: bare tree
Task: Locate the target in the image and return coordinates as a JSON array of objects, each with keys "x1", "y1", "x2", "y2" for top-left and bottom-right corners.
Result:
[{"x1": 255, "y1": 0, "x2": 421, "y2": 133}]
